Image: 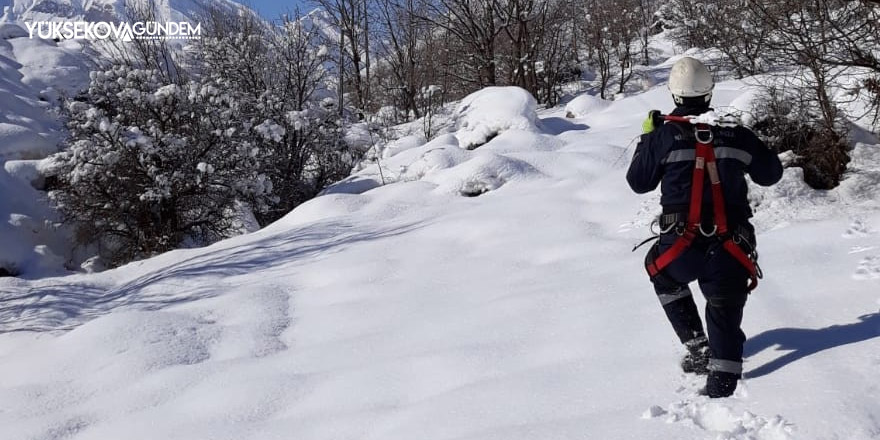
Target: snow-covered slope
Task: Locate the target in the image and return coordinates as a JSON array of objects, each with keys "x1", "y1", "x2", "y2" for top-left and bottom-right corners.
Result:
[
  {"x1": 1, "y1": 51, "x2": 880, "y2": 438},
  {"x1": 0, "y1": 20, "x2": 88, "y2": 276}
]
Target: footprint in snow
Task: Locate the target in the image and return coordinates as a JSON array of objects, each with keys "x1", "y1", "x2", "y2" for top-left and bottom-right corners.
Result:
[
  {"x1": 641, "y1": 375, "x2": 796, "y2": 439},
  {"x1": 849, "y1": 246, "x2": 876, "y2": 254},
  {"x1": 619, "y1": 199, "x2": 659, "y2": 233},
  {"x1": 853, "y1": 256, "x2": 880, "y2": 280},
  {"x1": 843, "y1": 218, "x2": 872, "y2": 238},
  {"x1": 642, "y1": 399, "x2": 795, "y2": 439}
]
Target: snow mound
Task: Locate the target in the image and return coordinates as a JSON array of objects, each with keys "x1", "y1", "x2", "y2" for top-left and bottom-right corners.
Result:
[
  {"x1": 274, "y1": 193, "x2": 372, "y2": 228},
  {"x1": 725, "y1": 87, "x2": 762, "y2": 126},
  {"x1": 455, "y1": 86, "x2": 540, "y2": 150},
  {"x1": 357, "y1": 131, "x2": 541, "y2": 197},
  {"x1": 750, "y1": 142, "x2": 880, "y2": 230},
  {"x1": 424, "y1": 151, "x2": 542, "y2": 196},
  {"x1": 564, "y1": 93, "x2": 611, "y2": 118},
  {"x1": 290, "y1": 128, "x2": 545, "y2": 226},
  {"x1": 383, "y1": 134, "x2": 427, "y2": 159},
  {"x1": 4, "y1": 158, "x2": 47, "y2": 188},
  {"x1": 837, "y1": 143, "x2": 880, "y2": 207}
]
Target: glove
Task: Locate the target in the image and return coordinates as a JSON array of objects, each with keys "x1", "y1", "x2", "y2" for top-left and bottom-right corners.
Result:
[{"x1": 642, "y1": 110, "x2": 663, "y2": 134}]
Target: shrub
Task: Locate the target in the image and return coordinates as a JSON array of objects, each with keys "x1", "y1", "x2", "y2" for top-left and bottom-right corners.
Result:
[
  {"x1": 49, "y1": 67, "x2": 274, "y2": 266},
  {"x1": 750, "y1": 88, "x2": 850, "y2": 189}
]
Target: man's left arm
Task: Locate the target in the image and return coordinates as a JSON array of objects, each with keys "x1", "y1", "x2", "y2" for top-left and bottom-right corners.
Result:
[{"x1": 743, "y1": 129, "x2": 783, "y2": 186}]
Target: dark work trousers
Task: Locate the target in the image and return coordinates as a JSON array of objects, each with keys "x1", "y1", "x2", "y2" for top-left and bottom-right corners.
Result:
[{"x1": 649, "y1": 230, "x2": 751, "y2": 375}]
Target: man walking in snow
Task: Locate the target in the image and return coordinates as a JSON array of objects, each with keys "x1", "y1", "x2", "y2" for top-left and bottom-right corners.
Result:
[{"x1": 626, "y1": 57, "x2": 783, "y2": 398}]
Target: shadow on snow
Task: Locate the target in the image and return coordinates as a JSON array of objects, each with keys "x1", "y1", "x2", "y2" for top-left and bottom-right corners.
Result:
[
  {"x1": 744, "y1": 311, "x2": 880, "y2": 378},
  {"x1": 0, "y1": 220, "x2": 425, "y2": 334},
  {"x1": 540, "y1": 117, "x2": 589, "y2": 136}
]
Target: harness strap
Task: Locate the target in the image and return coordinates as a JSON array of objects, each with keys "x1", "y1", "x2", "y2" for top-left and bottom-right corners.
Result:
[
  {"x1": 723, "y1": 239, "x2": 759, "y2": 291},
  {"x1": 646, "y1": 121, "x2": 759, "y2": 291},
  {"x1": 703, "y1": 145, "x2": 729, "y2": 236}
]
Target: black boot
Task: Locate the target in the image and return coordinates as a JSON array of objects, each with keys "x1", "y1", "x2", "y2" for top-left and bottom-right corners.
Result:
[
  {"x1": 705, "y1": 371, "x2": 740, "y2": 398},
  {"x1": 681, "y1": 336, "x2": 710, "y2": 375}
]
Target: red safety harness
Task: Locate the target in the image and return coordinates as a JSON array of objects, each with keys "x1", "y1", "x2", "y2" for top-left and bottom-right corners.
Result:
[{"x1": 645, "y1": 116, "x2": 761, "y2": 292}]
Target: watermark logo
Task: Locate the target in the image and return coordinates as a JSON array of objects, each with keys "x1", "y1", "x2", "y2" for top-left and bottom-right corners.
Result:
[{"x1": 24, "y1": 21, "x2": 201, "y2": 41}]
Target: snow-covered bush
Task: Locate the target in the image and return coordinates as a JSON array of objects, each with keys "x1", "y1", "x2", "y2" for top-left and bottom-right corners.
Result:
[
  {"x1": 49, "y1": 67, "x2": 275, "y2": 266},
  {"x1": 46, "y1": 6, "x2": 365, "y2": 267},
  {"x1": 454, "y1": 87, "x2": 540, "y2": 150},
  {"x1": 750, "y1": 86, "x2": 849, "y2": 190},
  {"x1": 564, "y1": 93, "x2": 611, "y2": 118},
  {"x1": 195, "y1": 10, "x2": 360, "y2": 224}
]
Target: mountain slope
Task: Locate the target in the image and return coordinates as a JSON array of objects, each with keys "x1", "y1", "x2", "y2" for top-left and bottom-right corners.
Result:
[{"x1": 1, "y1": 59, "x2": 880, "y2": 440}]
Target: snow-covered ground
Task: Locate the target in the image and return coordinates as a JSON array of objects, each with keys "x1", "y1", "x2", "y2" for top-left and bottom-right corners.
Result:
[{"x1": 2, "y1": 49, "x2": 880, "y2": 439}]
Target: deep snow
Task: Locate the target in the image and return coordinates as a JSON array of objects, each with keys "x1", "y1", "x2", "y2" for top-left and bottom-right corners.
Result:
[{"x1": 1, "y1": 39, "x2": 880, "y2": 440}]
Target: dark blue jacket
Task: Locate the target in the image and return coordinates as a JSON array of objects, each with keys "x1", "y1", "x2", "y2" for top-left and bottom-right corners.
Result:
[{"x1": 626, "y1": 106, "x2": 783, "y2": 223}]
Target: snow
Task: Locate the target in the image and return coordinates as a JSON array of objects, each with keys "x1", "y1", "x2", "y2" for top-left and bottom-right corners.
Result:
[
  {"x1": 254, "y1": 119, "x2": 286, "y2": 142},
  {"x1": 381, "y1": 133, "x2": 426, "y2": 159},
  {"x1": 8, "y1": 36, "x2": 89, "y2": 98},
  {"x1": 1, "y1": 34, "x2": 880, "y2": 440},
  {"x1": 454, "y1": 86, "x2": 541, "y2": 150},
  {"x1": 0, "y1": 22, "x2": 87, "y2": 277},
  {"x1": 0, "y1": 161, "x2": 68, "y2": 277},
  {"x1": 564, "y1": 92, "x2": 611, "y2": 118},
  {"x1": 681, "y1": 110, "x2": 742, "y2": 126}
]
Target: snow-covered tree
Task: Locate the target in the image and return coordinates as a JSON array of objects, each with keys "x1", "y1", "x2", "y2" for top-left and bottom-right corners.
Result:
[
  {"x1": 196, "y1": 8, "x2": 359, "y2": 223},
  {"x1": 578, "y1": 0, "x2": 641, "y2": 98},
  {"x1": 50, "y1": 67, "x2": 274, "y2": 266}
]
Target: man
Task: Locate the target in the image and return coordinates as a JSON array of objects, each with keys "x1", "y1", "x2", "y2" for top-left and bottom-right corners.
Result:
[{"x1": 626, "y1": 57, "x2": 783, "y2": 398}]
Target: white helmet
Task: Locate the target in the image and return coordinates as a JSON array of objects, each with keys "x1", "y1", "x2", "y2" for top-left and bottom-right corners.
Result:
[{"x1": 668, "y1": 57, "x2": 714, "y2": 105}]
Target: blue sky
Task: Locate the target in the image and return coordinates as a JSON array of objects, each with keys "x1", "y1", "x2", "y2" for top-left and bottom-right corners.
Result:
[{"x1": 237, "y1": 0, "x2": 312, "y2": 19}]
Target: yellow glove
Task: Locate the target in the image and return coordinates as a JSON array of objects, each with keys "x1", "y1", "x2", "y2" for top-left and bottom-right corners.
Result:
[{"x1": 642, "y1": 110, "x2": 662, "y2": 134}]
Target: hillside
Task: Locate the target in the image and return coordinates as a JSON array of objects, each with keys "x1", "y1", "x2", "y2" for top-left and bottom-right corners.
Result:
[{"x1": 1, "y1": 46, "x2": 879, "y2": 440}]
